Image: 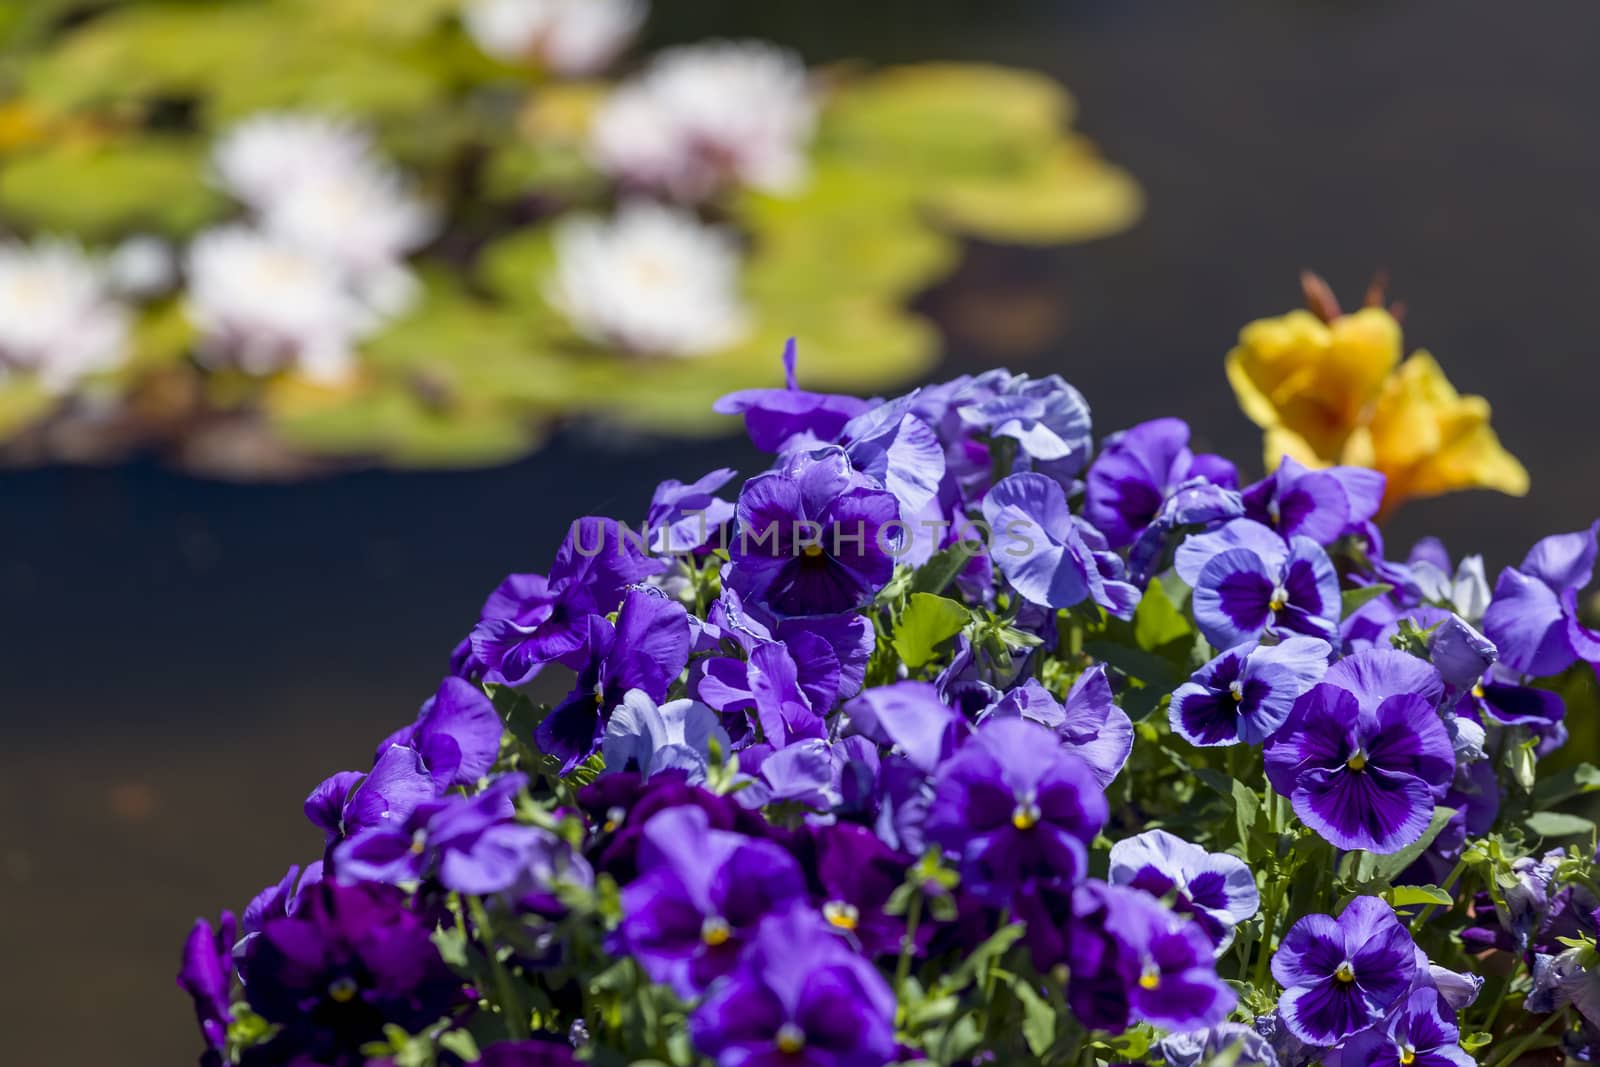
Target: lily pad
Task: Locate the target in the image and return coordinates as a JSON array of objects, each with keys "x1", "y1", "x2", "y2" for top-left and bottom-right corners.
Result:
[{"x1": 0, "y1": 138, "x2": 225, "y2": 238}]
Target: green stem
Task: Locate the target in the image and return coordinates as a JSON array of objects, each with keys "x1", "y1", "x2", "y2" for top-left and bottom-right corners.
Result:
[
  {"x1": 1486, "y1": 1009, "x2": 1566, "y2": 1067},
  {"x1": 1410, "y1": 856, "x2": 1469, "y2": 931},
  {"x1": 468, "y1": 895, "x2": 530, "y2": 1041},
  {"x1": 893, "y1": 888, "x2": 924, "y2": 1006}
]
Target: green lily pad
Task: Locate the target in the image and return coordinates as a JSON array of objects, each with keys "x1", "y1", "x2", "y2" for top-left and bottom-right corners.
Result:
[
  {"x1": 0, "y1": 137, "x2": 225, "y2": 238},
  {"x1": 0, "y1": 379, "x2": 56, "y2": 439},
  {"x1": 928, "y1": 141, "x2": 1143, "y2": 244}
]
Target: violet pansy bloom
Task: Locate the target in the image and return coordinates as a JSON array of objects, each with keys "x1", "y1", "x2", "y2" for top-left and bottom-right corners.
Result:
[
  {"x1": 307, "y1": 743, "x2": 435, "y2": 848},
  {"x1": 713, "y1": 339, "x2": 870, "y2": 452},
  {"x1": 1177, "y1": 518, "x2": 1340, "y2": 649},
  {"x1": 1085, "y1": 417, "x2": 1239, "y2": 549},
  {"x1": 1169, "y1": 637, "x2": 1330, "y2": 746},
  {"x1": 956, "y1": 369, "x2": 1094, "y2": 481},
  {"x1": 727, "y1": 446, "x2": 899, "y2": 617},
  {"x1": 178, "y1": 911, "x2": 237, "y2": 1060},
  {"x1": 688, "y1": 908, "x2": 897, "y2": 1067},
  {"x1": 838, "y1": 391, "x2": 946, "y2": 517},
  {"x1": 1159, "y1": 1023, "x2": 1280, "y2": 1067},
  {"x1": 536, "y1": 587, "x2": 691, "y2": 773},
  {"x1": 807, "y1": 821, "x2": 916, "y2": 959},
  {"x1": 1482, "y1": 520, "x2": 1600, "y2": 676},
  {"x1": 1271, "y1": 895, "x2": 1418, "y2": 1047},
  {"x1": 923, "y1": 717, "x2": 1108, "y2": 904},
  {"x1": 377, "y1": 676, "x2": 503, "y2": 791},
  {"x1": 983, "y1": 472, "x2": 1139, "y2": 618},
  {"x1": 1109, "y1": 829, "x2": 1260, "y2": 951},
  {"x1": 613, "y1": 806, "x2": 808, "y2": 998},
  {"x1": 602, "y1": 690, "x2": 729, "y2": 785},
  {"x1": 1265, "y1": 650, "x2": 1454, "y2": 854},
  {"x1": 646, "y1": 468, "x2": 737, "y2": 555},
  {"x1": 732, "y1": 738, "x2": 841, "y2": 811},
  {"x1": 1337, "y1": 988, "x2": 1473, "y2": 1067},
  {"x1": 981, "y1": 667, "x2": 1133, "y2": 787},
  {"x1": 1242, "y1": 456, "x2": 1384, "y2": 545},
  {"x1": 470, "y1": 516, "x2": 666, "y2": 685},
  {"x1": 693, "y1": 635, "x2": 832, "y2": 746},
  {"x1": 843, "y1": 680, "x2": 965, "y2": 773}
]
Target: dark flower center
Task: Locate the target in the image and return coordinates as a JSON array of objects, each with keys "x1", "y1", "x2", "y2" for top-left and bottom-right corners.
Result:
[
  {"x1": 1334, "y1": 962, "x2": 1356, "y2": 983},
  {"x1": 327, "y1": 976, "x2": 360, "y2": 1003}
]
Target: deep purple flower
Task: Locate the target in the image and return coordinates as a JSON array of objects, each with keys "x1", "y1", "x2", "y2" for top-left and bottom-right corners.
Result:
[
  {"x1": 1336, "y1": 988, "x2": 1473, "y2": 1067},
  {"x1": 983, "y1": 472, "x2": 1139, "y2": 618},
  {"x1": 806, "y1": 822, "x2": 915, "y2": 959},
  {"x1": 1085, "y1": 418, "x2": 1239, "y2": 548},
  {"x1": 1127, "y1": 477, "x2": 1247, "y2": 586},
  {"x1": 1426, "y1": 614, "x2": 1497, "y2": 691},
  {"x1": 693, "y1": 635, "x2": 832, "y2": 746},
  {"x1": 1178, "y1": 519, "x2": 1340, "y2": 649},
  {"x1": 923, "y1": 717, "x2": 1108, "y2": 904},
  {"x1": 980, "y1": 668, "x2": 1133, "y2": 787},
  {"x1": 1482, "y1": 520, "x2": 1600, "y2": 676},
  {"x1": 240, "y1": 863, "x2": 323, "y2": 953},
  {"x1": 732, "y1": 738, "x2": 841, "y2": 811},
  {"x1": 1271, "y1": 895, "x2": 1417, "y2": 1046},
  {"x1": 1265, "y1": 650, "x2": 1454, "y2": 854},
  {"x1": 376, "y1": 676, "x2": 503, "y2": 791},
  {"x1": 477, "y1": 1040, "x2": 582, "y2": 1067},
  {"x1": 1169, "y1": 637, "x2": 1330, "y2": 746},
  {"x1": 727, "y1": 446, "x2": 899, "y2": 617},
  {"x1": 577, "y1": 771, "x2": 774, "y2": 883},
  {"x1": 843, "y1": 680, "x2": 965, "y2": 773},
  {"x1": 689, "y1": 908, "x2": 897, "y2": 1067},
  {"x1": 1242, "y1": 457, "x2": 1384, "y2": 545},
  {"x1": 470, "y1": 516, "x2": 667, "y2": 686},
  {"x1": 714, "y1": 340, "x2": 872, "y2": 452},
  {"x1": 241, "y1": 881, "x2": 462, "y2": 1061},
  {"x1": 1065, "y1": 880, "x2": 1236, "y2": 1034},
  {"x1": 1109, "y1": 829, "x2": 1260, "y2": 950},
  {"x1": 956, "y1": 370, "x2": 1094, "y2": 482},
  {"x1": 613, "y1": 806, "x2": 808, "y2": 998},
  {"x1": 602, "y1": 690, "x2": 730, "y2": 784},
  {"x1": 647, "y1": 468, "x2": 737, "y2": 554},
  {"x1": 1453, "y1": 666, "x2": 1565, "y2": 734},
  {"x1": 536, "y1": 587, "x2": 691, "y2": 772},
  {"x1": 179, "y1": 911, "x2": 237, "y2": 1061},
  {"x1": 306, "y1": 744, "x2": 435, "y2": 849}
]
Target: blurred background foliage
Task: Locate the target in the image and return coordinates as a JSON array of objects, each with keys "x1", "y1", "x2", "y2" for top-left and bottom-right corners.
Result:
[{"x1": 0, "y1": 0, "x2": 1140, "y2": 475}]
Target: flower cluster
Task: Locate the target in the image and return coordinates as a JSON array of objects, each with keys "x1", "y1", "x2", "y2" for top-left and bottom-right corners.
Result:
[{"x1": 180, "y1": 347, "x2": 1599, "y2": 1067}]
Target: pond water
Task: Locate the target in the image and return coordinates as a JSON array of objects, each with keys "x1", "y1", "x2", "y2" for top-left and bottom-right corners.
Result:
[{"x1": 3, "y1": 1, "x2": 1600, "y2": 1062}]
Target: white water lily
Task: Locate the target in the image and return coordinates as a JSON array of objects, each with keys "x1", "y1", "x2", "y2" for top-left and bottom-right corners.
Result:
[
  {"x1": 211, "y1": 113, "x2": 376, "y2": 211},
  {"x1": 591, "y1": 40, "x2": 816, "y2": 200},
  {"x1": 548, "y1": 202, "x2": 748, "y2": 357},
  {"x1": 464, "y1": 0, "x2": 645, "y2": 75},
  {"x1": 0, "y1": 240, "x2": 130, "y2": 393},
  {"x1": 185, "y1": 227, "x2": 378, "y2": 383}
]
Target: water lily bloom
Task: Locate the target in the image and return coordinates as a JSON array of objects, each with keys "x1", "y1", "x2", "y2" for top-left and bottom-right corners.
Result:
[
  {"x1": 548, "y1": 202, "x2": 748, "y2": 356},
  {"x1": 1336, "y1": 988, "x2": 1474, "y2": 1067},
  {"x1": 241, "y1": 881, "x2": 463, "y2": 1063},
  {"x1": 1264, "y1": 649, "x2": 1454, "y2": 853},
  {"x1": 924, "y1": 717, "x2": 1108, "y2": 904},
  {"x1": 1482, "y1": 520, "x2": 1600, "y2": 677},
  {"x1": 1241, "y1": 455, "x2": 1384, "y2": 545},
  {"x1": 714, "y1": 339, "x2": 872, "y2": 452},
  {"x1": 1271, "y1": 895, "x2": 1418, "y2": 1047},
  {"x1": 1085, "y1": 417, "x2": 1239, "y2": 548},
  {"x1": 0, "y1": 239, "x2": 130, "y2": 392},
  {"x1": 646, "y1": 468, "x2": 737, "y2": 554},
  {"x1": 1108, "y1": 829, "x2": 1260, "y2": 950},
  {"x1": 983, "y1": 472, "x2": 1139, "y2": 618},
  {"x1": 1066, "y1": 881, "x2": 1237, "y2": 1033},
  {"x1": 614, "y1": 806, "x2": 808, "y2": 998},
  {"x1": 726, "y1": 446, "x2": 900, "y2": 617},
  {"x1": 957, "y1": 370, "x2": 1095, "y2": 482},
  {"x1": 471, "y1": 515, "x2": 666, "y2": 687},
  {"x1": 602, "y1": 690, "x2": 730, "y2": 783},
  {"x1": 536, "y1": 587, "x2": 691, "y2": 772},
  {"x1": 591, "y1": 41, "x2": 816, "y2": 200},
  {"x1": 1177, "y1": 519, "x2": 1340, "y2": 648},
  {"x1": 688, "y1": 909, "x2": 897, "y2": 1067},
  {"x1": 463, "y1": 0, "x2": 644, "y2": 74},
  {"x1": 178, "y1": 911, "x2": 236, "y2": 1062},
  {"x1": 211, "y1": 113, "x2": 376, "y2": 211},
  {"x1": 1169, "y1": 637, "x2": 1331, "y2": 746}
]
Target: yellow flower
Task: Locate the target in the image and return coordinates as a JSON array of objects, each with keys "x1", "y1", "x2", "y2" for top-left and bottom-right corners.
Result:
[{"x1": 1225, "y1": 281, "x2": 1527, "y2": 515}]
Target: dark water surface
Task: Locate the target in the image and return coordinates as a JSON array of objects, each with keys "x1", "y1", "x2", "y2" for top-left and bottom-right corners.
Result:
[{"x1": 4, "y1": 1, "x2": 1600, "y2": 1061}]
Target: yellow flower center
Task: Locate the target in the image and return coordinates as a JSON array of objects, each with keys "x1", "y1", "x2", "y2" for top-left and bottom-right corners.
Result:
[
  {"x1": 603, "y1": 805, "x2": 626, "y2": 834},
  {"x1": 1012, "y1": 798, "x2": 1041, "y2": 831},
  {"x1": 1400, "y1": 1049, "x2": 1416, "y2": 1065},
  {"x1": 1268, "y1": 585, "x2": 1289, "y2": 613},
  {"x1": 1335, "y1": 962, "x2": 1356, "y2": 983},
  {"x1": 1470, "y1": 683, "x2": 1485, "y2": 699},
  {"x1": 1346, "y1": 750, "x2": 1368, "y2": 771},
  {"x1": 776, "y1": 1022, "x2": 806, "y2": 1054},
  {"x1": 701, "y1": 916, "x2": 732, "y2": 947},
  {"x1": 802, "y1": 543, "x2": 824, "y2": 557},
  {"x1": 1229, "y1": 681, "x2": 1245, "y2": 703},
  {"x1": 823, "y1": 900, "x2": 860, "y2": 931},
  {"x1": 409, "y1": 833, "x2": 427, "y2": 856},
  {"x1": 1138, "y1": 966, "x2": 1161, "y2": 991},
  {"x1": 327, "y1": 976, "x2": 359, "y2": 1003}
]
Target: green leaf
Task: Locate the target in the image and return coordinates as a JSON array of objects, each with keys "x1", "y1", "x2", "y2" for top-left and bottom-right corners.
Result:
[
  {"x1": 1364, "y1": 807, "x2": 1458, "y2": 884},
  {"x1": 1232, "y1": 780, "x2": 1261, "y2": 850},
  {"x1": 1461, "y1": 1032, "x2": 1493, "y2": 1052},
  {"x1": 892, "y1": 593, "x2": 971, "y2": 670},
  {"x1": 0, "y1": 138, "x2": 225, "y2": 238},
  {"x1": 1341, "y1": 583, "x2": 1394, "y2": 618},
  {"x1": 949, "y1": 923, "x2": 1025, "y2": 989},
  {"x1": 1525, "y1": 812, "x2": 1598, "y2": 838},
  {"x1": 1385, "y1": 885, "x2": 1452, "y2": 908},
  {"x1": 1010, "y1": 979, "x2": 1057, "y2": 1058},
  {"x1": 1534, "y1": 762, "x2": 1600, "y2": 807},
  {"x1": 909, "y1": 540, "x2": 982, "y2": 597},
  {"x1": 1134, "y1": 579, "x2": 1192, "y2": 651}
]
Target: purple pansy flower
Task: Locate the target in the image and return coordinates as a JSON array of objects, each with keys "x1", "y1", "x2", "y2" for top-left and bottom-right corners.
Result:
[
  {"x1": 646, "y1": 468, "x2": 737, "y2": 554},
  {"x1": 536, "y1": 587, "x2": 691, "y2": 772},
  {"x1": 688, "y1": 909, "x2": 897, "y2": 1067},
  {"x1": 843, "y1": 680, "x2": 965, "y2": 773},
  {"x1": 239, "y1": 863, "x2": 323, "y2": 955},
  {"x1": 470, "y1": 516, "x2": 666, "y2": 685},
  {"x1": 1242, "y1": 456, "x2": 1385, "y2": 545},
  {"x1": 838, "y1": 391, "x2": 947, "y2": 517},
  {"x1": 983, "y1": 472, "x2": 1139, "y2": 618},
  {"x1": 693, "y1": 635, "x2": 832, "y2": 746},
  {"x1": 727, "y1": 446, "x2": 899, "y2": 617},
  {"x1": 577, "y1": 771, "x2": 774, "y2": 884},
  {"x1": 732, "y1": 738, "x2": 841, "y2": 811},
  {"x1": 376, "y1": 676, "x2": 503, "y2": 791},
  {"x1": 1169, "y1": 637, "x2": 1331, "y2": 746},
  {"x1": 713, "y1": 340, "x2": 872, "y2": 452},
  {"x1": 1159, "y1": 1022, "x2": 1281, "y2": 1067},
  {"x1": 1178, "y1": 519, "x2": 1340, "y2": 649},
  {"x1": 1337, "y1": 988, "x2": 1474, "y2": 1067},
  {"x1": 613, "y1": 806, "x2": 808, "y2": 998},
  {"x1": 1271, "y1": 895, "x2": 1418, "y2": 1046},
  {"x1": 178, "y1": 911, "x2": 237, "y2": 1062},
  {"x1": 1482, "y1": 520, "x2": 1600, "y2": 676},
  {"x1": 923, "y1": 717, "x2": 1108, "y2": 905},
  {"x1": 602, "y1": 690, "x2": 730, "y2": 784},
  {"x1": 956, "y1": 370, "x2": 1094, "y2": 482},
  {"x1": 241, "y1": 881, "x2": 463, "y2": 1062},
  {"x1": 1265, "y1": 650, "x2": 1454, "y2": 854},
  {"x1": 1085, "y1": 417, "x2": 1239, "y2": 548},
  {"x1": 980, "y1": 667, "x2": 1133, "y2": 787},
  {"x1": 806, "y1": 822, "x2": 916, "y2": 959},
  {"x1": 306, "y1": 744, "x2": 436, "y2": 849},
  {"x1": 1109, "y1": 829, "x2": 1260, "y2": 951},
  {"x1": 476, "y1": 1041, "x2": 582, "y2": 1067},
  {"x1": 1066, "y1": 880, "x2": 1237, "y2": 1034}
]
